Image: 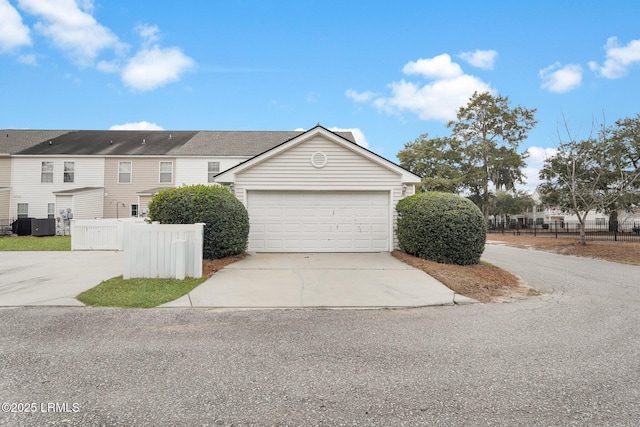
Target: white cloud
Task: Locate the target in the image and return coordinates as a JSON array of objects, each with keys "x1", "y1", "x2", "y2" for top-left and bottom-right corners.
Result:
[
  {"x1": 402, "y1": 54, "x2": 463, "y2": 79},
  {"x1": 17, "y1": 0, "x2": 123, "y2": 66},
  {"x1": 589, "y1": 36, "x2": 640, "y2": 79},
  {"x1": 374, "y1": 75, "x2": 493, "y2": 122},
  {"x1": 96, "y1": 59, "x2": 119, "y2": 73},
  {"x1": 329, "y1": 127, "x2": 369, "y2": 148},
  {"x1": 17, "y1": 53, "x2": 36, "y2": 65},
  {"x1": 457, "y1": 49, "x2": 498, "y2": 70},
  {"x1": 136, "y1": 23, "x2": 160, "y2": 46},
  {"x1": 347, "y1": 53, "x2": 494, "y2": 122},
  {"x1": 0, "y1": 0, "x2": 31, "y2": 52},
  {"x1": 121, "y1": 46, "x2": 195, "y2": 91},
  {"x1": 539, "y1": 62, "x2": 583, "y2": 93},
  {"x1": 345, "y1": 89, "x2": 377, "y2": 103},
  {"x1": 109, "y1": 121, "x2": 164, "y2": 130},
  {"x1": 524, "y1": 146, "x2": 557, "y2": 190}
]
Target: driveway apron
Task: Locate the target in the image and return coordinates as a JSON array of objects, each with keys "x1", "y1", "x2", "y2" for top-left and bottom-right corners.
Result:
[
  {"x1": 163, "y1": 252, "x2": 463, "y2": 308},
  {"x1": 0, "y1": 251, "x2": 122, "y2": 306}
]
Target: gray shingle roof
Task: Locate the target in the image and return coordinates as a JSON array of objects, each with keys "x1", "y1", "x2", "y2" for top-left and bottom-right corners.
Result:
[
  {"x1": 1, "y1": 129, "x2": 356, "y2": 157},
  {"x1": 0, "y1": 130, "x2": 71, "y2": 154},
  {"x1": 15, "y1": 130, "x2": 198, "y2": 156}
]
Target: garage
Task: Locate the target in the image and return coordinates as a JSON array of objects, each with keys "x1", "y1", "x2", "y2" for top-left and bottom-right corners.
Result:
[
  {"x1": 247, "y1": 190, "x2": 389, "y2": 252},
  {"x1": 213, "y1": 126, "x2": 421, "y2": 253}
]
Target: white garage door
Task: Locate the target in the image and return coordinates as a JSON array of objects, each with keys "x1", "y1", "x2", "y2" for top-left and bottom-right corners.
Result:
[{"x1": 247, "y1": 191, "x2": 389, "y2": 252}]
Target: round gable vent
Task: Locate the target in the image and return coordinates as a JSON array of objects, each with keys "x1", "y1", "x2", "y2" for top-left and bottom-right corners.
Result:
[{"x1": 310, "y1": 151, "x2": 328, "y2": 168}]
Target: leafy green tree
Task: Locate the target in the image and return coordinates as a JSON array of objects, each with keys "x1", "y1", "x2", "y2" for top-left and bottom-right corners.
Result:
[
  {"x1": 449, "y1": 92, "x2": 537, "y2": 221},
  {"x1": 397, "y1": 134, "x2": 464, "y2": 193},
  {"x1": 538, "y1": 119, "x2": 640, "y2": 245},
  {"x1": 398, "y1": 92, "x2": 537, "y2": 221},
  {"x1": 609, "y1": 114, "x2": 640, "y2": 222}
]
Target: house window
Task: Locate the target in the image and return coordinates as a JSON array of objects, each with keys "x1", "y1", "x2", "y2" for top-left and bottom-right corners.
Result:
[
  {"x1": 41, "y1": 161, "x2": 53, "y2": 183},
  {"x1": 118, "y1": 161, "x2": 132, "y2": 183},
  {"x1": 64, "y1": 161, "x2": 75, "y2": 183},
  {"x1": 17, "y1": 203, "x2": 28, "y2": 218},
  {"x1": 131, "y1": 204, "x2": 139, "y2": 217},
  {"x1": 596, "y1": 218, "x2": 606, "y2": 226},
  {"x1": 48, "y1": 203, "x2": 55, "y2": 219},
  {"x1": 159, "y1": 161, "x2": 173, "y2": 184},
  {"x1": 208, "y1": 161, "x2": 220, "y2": 183}
]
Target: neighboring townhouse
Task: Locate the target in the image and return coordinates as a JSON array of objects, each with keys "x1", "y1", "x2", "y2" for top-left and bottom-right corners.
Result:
[
  {"x1": 0, "y1": 155, "x2": 10, "y2": 222},
  {"x1": 0, "y1": 126, "x2": 421, "y2": 252}
]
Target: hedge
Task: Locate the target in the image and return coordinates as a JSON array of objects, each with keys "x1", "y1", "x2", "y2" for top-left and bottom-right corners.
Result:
[
  {"x1": 147, "y1": 185, "x2": 249, "y2": 259},
  {"x1": 396, "y1": 192, "x2": 486, "y2": 265}
]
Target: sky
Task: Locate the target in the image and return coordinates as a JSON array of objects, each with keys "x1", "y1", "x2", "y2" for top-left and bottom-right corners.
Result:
[{"x1": 2, "y1": 0, "x2": 640, "y2": 191}]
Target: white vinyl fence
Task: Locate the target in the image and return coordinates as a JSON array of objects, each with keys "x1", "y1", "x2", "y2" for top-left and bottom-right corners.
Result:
[
  {"x1": 71, "y1": 218, "x2": 146, "y2": 250},
  {"x1": 123, "y1": 223, "x2": 204, "y2": 279}
]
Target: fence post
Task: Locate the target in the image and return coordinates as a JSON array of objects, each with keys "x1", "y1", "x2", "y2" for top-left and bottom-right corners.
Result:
[
  {"x1": 194, "y1": 223, "x2": 204, "y2": 278},
  {"x1": 70, "y1": 219, "x2": 76, "y2": 250}
]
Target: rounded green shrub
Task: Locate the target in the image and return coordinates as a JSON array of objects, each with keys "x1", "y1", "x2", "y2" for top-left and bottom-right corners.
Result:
[
  {"x1": 147, "y1": 185, "x2": 249, "y2": 259},
  {"x1": 396, "y1": 192, "x2": 486, "y2": 265}
]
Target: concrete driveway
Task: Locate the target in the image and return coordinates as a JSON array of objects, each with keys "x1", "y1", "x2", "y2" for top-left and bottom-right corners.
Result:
[
  {"x1": 163, "y1": 252, "x2": 468, "y2": 308},
  {"x1": 0, "y1": 251, "x2": 122, "y2": 306}
]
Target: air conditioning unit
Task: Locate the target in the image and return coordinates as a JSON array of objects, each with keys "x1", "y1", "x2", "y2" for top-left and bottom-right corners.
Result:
[{"x1": 31, "y1": 218, "x2": 56, "y2": 237}]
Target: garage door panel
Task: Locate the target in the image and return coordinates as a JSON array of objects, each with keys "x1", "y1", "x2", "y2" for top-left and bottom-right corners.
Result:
[{"x1": 248, "y1": 191, "x2": 389, "y2": 252}]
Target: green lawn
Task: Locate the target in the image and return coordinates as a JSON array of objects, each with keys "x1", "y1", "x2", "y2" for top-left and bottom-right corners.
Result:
[
  {"x1": 77, "y1": 276, "x2": 206, "y2": 308},
  {"x1": 0, "y1": 235, "x2": 71, "y2": 251}
]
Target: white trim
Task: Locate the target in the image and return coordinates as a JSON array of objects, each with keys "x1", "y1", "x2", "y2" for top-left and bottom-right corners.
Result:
[
  {"x1": 118, "y1": 161, "x2": 132, "y2": 184},
  {"x1": 159, "y1": 160, "x2": 173, "y2": 184},
  {"x1": 63, "y1": 160, "x2": 75, "y2": 183},
  {"x1": 241, "y1": 185, "x2": 397, "y2": 191},
  {"x1": 387, "y1": 189, "x2": 393, "y2": 252}
]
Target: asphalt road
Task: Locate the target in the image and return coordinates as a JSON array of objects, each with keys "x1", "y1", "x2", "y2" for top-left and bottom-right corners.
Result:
[{"x1": 1, "y1": 243, "x2": 639, "y2": 426}]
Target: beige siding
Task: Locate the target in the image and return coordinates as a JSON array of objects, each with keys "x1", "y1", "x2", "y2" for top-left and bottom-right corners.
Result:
[
  {"x1": 0, "y1": 190, "x2": 9, "y2": 220},
  {"x1": 0, "y1": 158, "x2": 10, "y2": 187},
  {"x1": 235, "y1": 135, "x2": 406, "y2": 249},
  {"x1": 139, "y1": 195, "x2": 153, "y2": 214},
  {"x1": 0, "y1": 158, "x2": 9, "y2": 221},
  {"x1": 104, "y1": 157, "x2": 175, "y2": 218}
]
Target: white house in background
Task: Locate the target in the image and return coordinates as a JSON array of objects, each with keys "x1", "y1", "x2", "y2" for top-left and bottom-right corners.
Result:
[
  {"x1": 516, "y1": 190, "x2": 640, "y2": 226},
  {"x1": 9, "y1": 156, "x2": 105, "y2": 220},
  {"x1": 1, "y1": 125, "x2": 421, "y2": 252}
]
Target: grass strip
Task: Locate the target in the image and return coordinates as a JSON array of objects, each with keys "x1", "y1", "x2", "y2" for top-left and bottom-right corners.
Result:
[
  {"x1": 77, "y1": 275, "x2": 206, "y2": 308},
  {"x1": 0, "y1": 235, "x2": 71, "y2": 251}
]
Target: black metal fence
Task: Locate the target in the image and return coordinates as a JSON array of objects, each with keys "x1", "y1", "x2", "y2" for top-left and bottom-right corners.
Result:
[{"x1": 488, "y1": 220, "x2": 640, "y2": 242}]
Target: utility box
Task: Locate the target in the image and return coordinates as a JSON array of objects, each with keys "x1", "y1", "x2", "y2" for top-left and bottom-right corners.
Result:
[{"x1": 31, "y1": 218, "x2": 56, "y2": 237}]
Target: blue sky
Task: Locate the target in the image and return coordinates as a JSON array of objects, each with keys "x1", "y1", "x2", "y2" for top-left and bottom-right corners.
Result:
[{"x1": 2, "y1": 0, "x2": 640, "y2": 190}]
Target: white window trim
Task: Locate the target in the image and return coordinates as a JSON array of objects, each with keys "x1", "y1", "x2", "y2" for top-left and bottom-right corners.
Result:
[
  {"x1": 208, "y1": 161, "x2": 220, "y2": 183},
  {"x1": 41, "y1": 161, "x2": 54, "y2": 183},
  {"x1": 131, "y1": 203, "x2": 139, "y2": 217},
  {"x1": 118, "y1": 161, "x2": 132, "y2": 184},
  {"x1": 17, "y1": 203, "x2": 28, "y2": 218},
  {"x1": 63, "y1": 161, "x2": 75, "y2": 183},
  {"x1": 159, "y1": 161, "x2": 173, "y2": 184}
]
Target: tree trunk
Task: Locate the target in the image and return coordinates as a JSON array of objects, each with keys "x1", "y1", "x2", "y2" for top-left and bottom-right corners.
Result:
[{"x1": 578, "y1": 217, "x2": 587, "y2": 246}]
